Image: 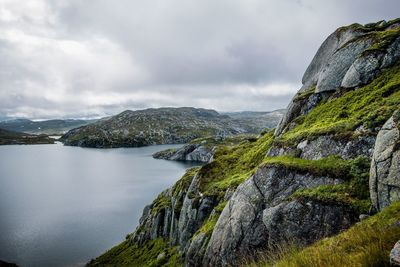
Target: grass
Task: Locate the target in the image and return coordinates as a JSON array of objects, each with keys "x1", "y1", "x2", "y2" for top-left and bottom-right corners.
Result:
[
  {"x1": 289, "y1": 184, "x2": 370, "y2": 214},
  {"x1": 286, "y1": 156, "x2": 371, "y2": 213},
  {"x1": 279, "y1": 63, "x2": 400, "y2": 143},
  {"x1": 262, "y1": 155, "x2": 355, "y2": 179},
  {"x1": 193, "y1": 201, "x2": 228, "y2": 239},
  {"x1": 87, "y1": 238, "x2": 182, "y2": 267},
  {"x1": 196, "y1": 131, "x2": 274, "y2": 198},
  {"x1": 246, "y1": 201, "x2": 400, "y2": 267}
]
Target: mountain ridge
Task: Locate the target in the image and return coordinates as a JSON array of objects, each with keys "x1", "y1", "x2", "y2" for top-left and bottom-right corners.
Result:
[{"x1": 61, "y1": 107, "x2": 285, "y2": 148}]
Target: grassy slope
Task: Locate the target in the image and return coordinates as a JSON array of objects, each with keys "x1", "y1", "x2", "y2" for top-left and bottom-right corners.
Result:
[
  {"x1": 89, "y1": 49, "x2": 400, "y2": 267},
  {"x1": 88, "y1": 238, "x2": 182, "y2": 267},
  {"x1": 278, "y1": 62, "x2": 400, "y2": 144},
  {"x1": 248, "y1": 202, "x2": 400, "y2": 267}
]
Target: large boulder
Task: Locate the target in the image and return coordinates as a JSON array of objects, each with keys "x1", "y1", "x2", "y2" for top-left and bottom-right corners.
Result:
[
  {"x1": 370, "y1": 111, "x2": 400, "y2": 211},
  {"x1": 204, "y1": 165, "x2": 345, "y2": 266},
  {"x1": 263, "y1": 199, "x2": 357, "y2": 247},
  {"x1": 267, "y1": 134, "x2": 375, "y2": 160},
  {"x1": 275, "y1": 22, "x2": 400, "y2": 136}
]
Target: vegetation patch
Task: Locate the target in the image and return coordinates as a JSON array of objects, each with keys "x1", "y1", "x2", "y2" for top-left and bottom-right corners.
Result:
[
  {"x1": 193, "y1": 201, "x2": 228, "y2": 239},
  {"x1": 262, "y1": 155, "x2": 354, "y2": 179},
  {"x1": 87, "y1": 238, "x2": 182, "y2": 267},
  {"x1": 289, "y1": 184, "x2": 370, "y2": 214},
  {"x1": 197, "y1": 131, "x2": 274, "y2": 198},
  {"x1": 151, "y1": 167, "x2": 200, "y2": 215},
  {"x1": 280, "y1": 63, "x2": 400, "y2": 143},
  {"x1": 287, "y1": 156, "x2": 371, "y2": 213},
  {"x1": 246, "y1": 201, "x2": 400, "y2": 267}
]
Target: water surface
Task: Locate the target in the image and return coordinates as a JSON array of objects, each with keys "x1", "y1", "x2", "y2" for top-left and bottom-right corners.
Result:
[{"x1": 0, "y1": 143, "x2": 198, "y2": 267}]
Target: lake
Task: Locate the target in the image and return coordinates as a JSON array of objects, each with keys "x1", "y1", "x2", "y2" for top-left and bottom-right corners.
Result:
[{"x1": 0, "y1": 143, "x2": 199, "y2": 267}]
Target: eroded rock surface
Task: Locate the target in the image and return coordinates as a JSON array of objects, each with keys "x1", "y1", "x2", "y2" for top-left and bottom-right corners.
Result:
[
  {"x1": 204, "y1": 165, "x2": 346, "y2": 266},
  {"x1": 370, "y1": 111, "x2": 400, "y2": 211}
]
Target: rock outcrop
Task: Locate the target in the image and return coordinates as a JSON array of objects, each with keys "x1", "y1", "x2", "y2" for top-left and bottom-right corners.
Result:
[
  {"x1": 275, "y1": 20, "x2": 400, "y2": 136},
  {"x1": 153, "y1": 143, "x2": 213, "y2": 163},
  {"x1": 370, "y1": 110, "x2": 400, "y2": 211},
  {"x1": 204, "y1": 165, "x2": 352, "y2": 266},
  {"x1": 391, "y1": 240, "x2": 400, "y2": 266}
]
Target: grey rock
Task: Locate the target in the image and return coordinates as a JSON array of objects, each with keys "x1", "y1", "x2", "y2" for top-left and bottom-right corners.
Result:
[
  {"x1": 342, "y1": 36, "x2": 400, "y2": 88},
  {"x1": 267, "y1": 135, "x2": 375, "y2": 160},
  {"x1": 275, "y1": 23, "x2": 400, "y2": 137},
  {"x1": 153, "y1": 143, "x2": 213, "y2": 163},
  {"x1": 157, "y1": 252, "x2": 166, "y2": 261},
  {"x1": 204, "y1": 165, "x2": 343, "y2": 266},
  {"x1": 263, "y1": 200, "x2": 357, "y2": 247},
  {"x1": 302, "y1": 25, "x2": 364, "y2": 87},
  {"x1": 185, "y1": 233, "x2": 210, "y2": 267},
  {"x1": 178, "y1": 175, "x2": 216, "y2": 248},
  {"x1": 299, "y1": 135, "x2": 375, "y2": 160},
  {"x1": 370, "y1": 111, "x2": 400, "y2": 211},
  {"x1": 275, "y1": 89, "x2": 332, "y2": 136},
  {"x1": 316, "y1": 36, "x2": 373, "y2": 93},
  {"x1": 390, "y1": 240, "x2": 400, "y2": 266}
]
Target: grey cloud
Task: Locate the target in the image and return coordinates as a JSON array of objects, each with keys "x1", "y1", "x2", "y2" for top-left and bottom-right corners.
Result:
[{"x1": 0, "y1": 0, "x2": 399, "y2": 119}]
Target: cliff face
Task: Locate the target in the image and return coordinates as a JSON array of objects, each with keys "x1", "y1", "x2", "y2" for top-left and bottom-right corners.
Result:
[{"x1": 88, "y1": 19, "x2": 400, "y2": 267}]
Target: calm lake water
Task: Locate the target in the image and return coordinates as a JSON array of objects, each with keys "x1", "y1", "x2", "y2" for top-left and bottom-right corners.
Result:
[{"x1": 0, "y1": 143, "x2": 199, "y2": 267}]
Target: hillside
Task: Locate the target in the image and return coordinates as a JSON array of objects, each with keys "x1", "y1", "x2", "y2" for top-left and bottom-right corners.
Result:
[
  {"x1": 61, "y1": 108, "x2": 283, "y2": 148},
  {"x1": 0, "y1": 128, "x2": 55, "y2": 145},
  {"x1": 224, "y1": 110, "x2": 286, "y2": 133},
  {"x1": 88, "y1": 18, "x2": 400, "y2": 266},
  {"x1": 0, "y1": 118, "x2": 94, "y2": 135}
]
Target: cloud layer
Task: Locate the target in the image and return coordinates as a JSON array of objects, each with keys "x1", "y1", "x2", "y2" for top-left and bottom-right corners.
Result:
[{"x1": 1, "y1": 0, "x2": 399, "y2": 119}]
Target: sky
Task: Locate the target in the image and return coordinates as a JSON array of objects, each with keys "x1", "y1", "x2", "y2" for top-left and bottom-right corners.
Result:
[{"x1": 0, "y1": 0, "x2": 399, "y2": 119}]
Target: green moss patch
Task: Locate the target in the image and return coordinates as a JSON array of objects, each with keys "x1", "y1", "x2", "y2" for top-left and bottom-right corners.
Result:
[
  {"x1": 286, "y1": 156, "x2": 370, "y2": 213},
  {"x1": 280, "y1": 63, "x2": 400, "y2": 143},
  {"x1": 87, "y1": 238, "x2": 182, "y2": 267},
  {"x1": 262, "y1": 155, "x2": 355, "y2": 179},
  {"x1": 197, "y1": 131, "x2": 274, "y2": 198}
]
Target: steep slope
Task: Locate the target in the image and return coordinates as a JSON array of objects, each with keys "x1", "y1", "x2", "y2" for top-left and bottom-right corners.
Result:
[
  {"x1": 61, "y1": 107, "x2": 278, "y2": 148},
  {"x1": 0, "y1": 118, "x2": 94, "y2": 135},
  {"x1": 88, "y1": 18, "x2": 400, "y2": 267}
]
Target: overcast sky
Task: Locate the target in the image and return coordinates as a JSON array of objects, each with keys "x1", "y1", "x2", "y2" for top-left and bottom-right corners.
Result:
[{"x1": 0, "y1": 0, "x2": 399, "y2": 119}]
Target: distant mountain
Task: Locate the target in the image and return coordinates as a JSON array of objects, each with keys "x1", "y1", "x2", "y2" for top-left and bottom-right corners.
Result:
[
  {"x1": 61, "y1": 107, "x2": 283, "y2": 148},
  {"x1": 0, "y1": 128, "x2": 55, "y2": 145},
  {"x1": 225, "y1": 109, "x2": 286, "y2": 132},
  {"x1": 0, "y1": 119, "x2": 95, "y2": 135}
]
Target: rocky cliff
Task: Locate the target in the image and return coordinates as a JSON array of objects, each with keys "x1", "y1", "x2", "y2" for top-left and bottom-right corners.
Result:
[
  {"x1": 88, "y1": 18, "x2": 400, "y2": 267},
  {"x1": 61, "y1": 107, "x2": 282, "y2": 148}
]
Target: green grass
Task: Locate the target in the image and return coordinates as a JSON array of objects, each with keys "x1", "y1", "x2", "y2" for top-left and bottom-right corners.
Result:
[
  {"x1": 289, "y1": 184, "x2": 370, "y2": 214},
  {"x1": 87, "y1": 238, "x2": 182, "y2": 267},
  {"x1": 279, "y1": 63, "x2": 400, "y2": 143},
  {"x1": 246, "y1": 201, "x2": 400, "y2": 267},
  {"x1": 197, "y1": 131, "x2": 274, "y2": 198},
  {"x1": 285, "y1": 156, "x2": 371, "y2": 213},
  {"x1": 193, "y1": 201, "x2": 228, "y2": 239},
  {"x1": 262, "y1": 155, "x2": 355, "y2": 179}
]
